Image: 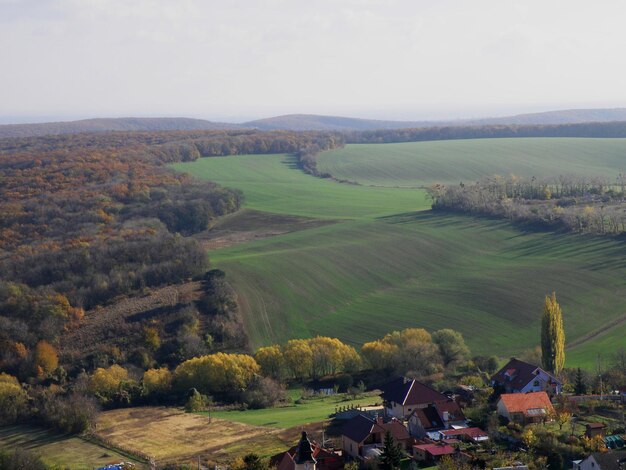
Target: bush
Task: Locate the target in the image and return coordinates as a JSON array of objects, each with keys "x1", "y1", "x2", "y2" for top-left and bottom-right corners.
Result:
[{"x1": 241, "y1": 377, "x2": 286, "y2": 409}]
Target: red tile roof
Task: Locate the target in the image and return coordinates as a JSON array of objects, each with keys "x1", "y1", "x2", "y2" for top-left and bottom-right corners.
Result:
[
  {"x1": 440, "y1": 427, "x2": 488, "y2": 440},
  {"x1": 413, "y1": 443, "x2": 456, "y2": 456},
  {"x1": 498, "y1": 391, "x2": 554, "y2": 416}
]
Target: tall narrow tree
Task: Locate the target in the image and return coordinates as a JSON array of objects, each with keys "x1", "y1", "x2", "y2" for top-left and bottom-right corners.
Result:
[{"x1": 541, "y1": 292, "x2": 566, "y2": 374}]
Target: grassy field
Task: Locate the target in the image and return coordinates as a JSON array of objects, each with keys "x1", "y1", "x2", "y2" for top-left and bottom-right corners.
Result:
[
  {"x1": 209, "y1": 392, "x2": 380, "y2": 428},
  {"x1": 318, "y1": 138, "x2": 626, "y2": 187},
  {"x1": 172, "y1": 154, "x2": 429, "y2": 218},
  {"x1": 94, "y1": 407, "x2": 323, "y2": 464},
  {"x1": 0, "y1": 425, "x2": 146, "y2": 470},
  {"x1": 174, "y1": 141, "x2": 626, "y2": 368}
]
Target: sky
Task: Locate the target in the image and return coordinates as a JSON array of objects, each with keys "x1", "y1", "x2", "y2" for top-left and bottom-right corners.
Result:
[{"x1": 2, "y1": 0, "x2": 626, "y2": 123}]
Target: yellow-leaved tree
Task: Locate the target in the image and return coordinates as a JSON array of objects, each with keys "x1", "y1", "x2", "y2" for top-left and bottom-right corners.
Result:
[{"x1": 541, "y1": 292, "x2": 565, "y2": 374}]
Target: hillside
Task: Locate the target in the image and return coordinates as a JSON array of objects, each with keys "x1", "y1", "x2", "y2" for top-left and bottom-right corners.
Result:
[
  {"x1": 0, "y1": 116, "x2": 241, "y2": 138},
  {"x1": 245, "y1": 108, "x2": 626, "y2": 131},
  {"x1": 318, "y1": 138, "x2": 626, "y2": 187},
  {"x1": 173, "y1": 144, "x2": 626, "y2": 368}
]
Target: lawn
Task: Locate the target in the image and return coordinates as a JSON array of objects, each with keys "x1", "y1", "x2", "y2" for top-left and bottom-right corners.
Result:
[
  {"x1": 208, "y1": 392, "x2": 380, "y2": 428},
  {"x1": 0, "y1": 425, "x2": 146, "y2": 470},
  {"x1": 318, "y1": 138, "x2": 626, "y2": 187},
  {"x1": 174, "y1": 141, "x2": 626, "y2": 368}
]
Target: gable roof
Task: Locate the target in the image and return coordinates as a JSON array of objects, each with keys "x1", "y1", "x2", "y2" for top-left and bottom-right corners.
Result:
[
  {"x1": 412, "y1": 406, "x2": 444, "y2": 430},
  {"x1": 341, "y1": 414, "x2": 377, "y2": 443},
  {"x1": 440, "y1": 427, "x2": 489, "y2": 441},
  {"x1": 498, "y1": 391, "x2": 554, "y2": 416},
  {"x1": 587, "y1": 450, "x2": 626, "y2": 469},
  {"x1": 341, "y1": 415, "x2": 410, "y2": 444},
  {"x1": 491, "y1": 358, "x2": 560, "y2": 391},
  {"x1": 381, "y1": 377, "x2": 448, "y2": 406},
  {"x1": 413, "y1": 443, "x2": 456, "y2": 456}
]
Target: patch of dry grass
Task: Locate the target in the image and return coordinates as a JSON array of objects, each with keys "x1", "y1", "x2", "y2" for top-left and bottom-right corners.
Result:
[{"x1": 95, "y1": 406, "x2": 294, "y2": 464}]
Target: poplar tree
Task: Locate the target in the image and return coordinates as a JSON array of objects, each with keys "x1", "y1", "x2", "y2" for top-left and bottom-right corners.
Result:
[{"x1": 541, "y1": 292, "x2": 565, "y2": 374}]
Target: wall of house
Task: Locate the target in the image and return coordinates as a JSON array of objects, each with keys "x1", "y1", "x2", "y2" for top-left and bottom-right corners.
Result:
[
  {"x1": 574, "y1": 456, "x2": 598, "y2": 470},
  {"x1": 520, "y1": 370, "x2": 561, "y2": 394},
  {"x1": 408, "y1": 415, "x2": 426, "y2": 438},
  {"x1": 496, "y1": 400, "x2": 510, "y2": 421},
  {"x1": 342, "y1": 436, "x2": 361, "y2": 459}
]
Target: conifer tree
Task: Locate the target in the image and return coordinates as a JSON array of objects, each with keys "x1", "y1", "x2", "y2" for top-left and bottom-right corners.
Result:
[
  {"x1": 379, "y1": 430, "x2": 403, "y2": 470},
  {"x1": 541, "y1": 292, "x2": 565, "y2": 374},
  {"x1": 574, "y1": 367, "x2": 586, "y2": 395}
]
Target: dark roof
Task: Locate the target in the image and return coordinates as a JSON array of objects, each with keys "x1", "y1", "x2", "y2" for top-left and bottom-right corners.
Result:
[
  {"x1": 413, "y1": 406, "x2": 444, "y2": 430},
  {"x1": 435, "y1": 399, "x2": 466, "y2": 422},
  {"x1": 381, "y1": 377, "x2": 447, "y2": 406},
  {"x1": 341, "y1": 414, "x2": 376, "y2": 443},
  {"x1": 378, "y1": 419, "x2": 411, "y2": 441},
  {"x1": 588, "y1": 450, "x2": 626, "y2": 469},
  {"x1": 294, "y1": 432, "x2": 315, "y2": 464},
  {"x1": 491, "y1": 358, "x2": 560, "y2": 391},
  {"x1": 341, "y1": 415, "x2": 410, "y2": 444},
  {"x1": 587, "y1": 422, "x2": 607, "y2": 429}
]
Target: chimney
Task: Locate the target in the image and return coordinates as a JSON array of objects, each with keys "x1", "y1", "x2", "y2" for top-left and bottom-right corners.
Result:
[
  {"x1": 443, "y1": 411, "x2": 449, "y2": 422},
  {"x1": 376, "y1": 416, "x2": 384, "y2": 425}
]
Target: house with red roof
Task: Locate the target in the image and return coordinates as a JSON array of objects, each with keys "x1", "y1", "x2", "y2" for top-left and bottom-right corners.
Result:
[
  {"x1": 413, "y1": 442, "x2": 458, "y2": 465},
  {"x1": 340, "y1": 414, "x2": 412, "y2": 461},
  {"x1": 491, "y1": 358, "x2": 562, "y2": 396},
  {"x1": 496, "y1": 391, "x2": 555, "y2": 424},
  {"x1": 439, "y1": 427, "x2": 489, "y2": 443},
  {"x1": 380, "y1": 377, "x2": 450, "y2": 419}
]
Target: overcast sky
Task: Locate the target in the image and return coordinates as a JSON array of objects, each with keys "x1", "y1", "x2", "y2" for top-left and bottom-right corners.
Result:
[{"x1": 2, "y1": 0, "x2": 626, "y2": 123}]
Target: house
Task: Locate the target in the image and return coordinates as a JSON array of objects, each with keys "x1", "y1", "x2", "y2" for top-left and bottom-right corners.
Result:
[
  {"x1": 573, "y1": 450, "x2": 626, "y2": 470},
  {"x1": 438, "y1": 427, "x2": 489, "y2": 443},
  {"x1": 413, "y1": 442, "x2": 457, "y2": 465},
  {"x1": 491, "y1": 358, "x2": 562, "y2": 395},
  {"x1": 586, "y1": 422, "x2": 607, "y2": 438},
  {"x1": 407, "y1": 399, "x2": 466, "y2": 438},
  {"x1": 380, "y1": 377, "x2": 450, "y2": 419},
  {"x1": 275, "y1": 432, "x2": 343, "y2": 470},
  {"x1": 341, "y1": 414, "x2": 412, "y2": 461},
  {"x1": 496, "y1": 391, "x2": 555, "y2": 424}
]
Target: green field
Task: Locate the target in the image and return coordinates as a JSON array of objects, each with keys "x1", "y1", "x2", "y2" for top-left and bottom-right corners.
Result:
[
  {"x1": 318, "y1": 138, "x2": 626, "y2": 187},
  {"x1": 173, "y1": 140, "x2": 626, "y2": 368},
  {"x1": 0, "y1": 425, "x2": 145, "y2": 470},
  {"x1": 208, "y1": 392, "x2": 377, "y2": 428}
]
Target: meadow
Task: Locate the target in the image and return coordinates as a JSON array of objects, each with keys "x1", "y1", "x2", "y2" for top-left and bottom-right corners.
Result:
[
  {"x1": 208, "y1": 391, "x2": 379, "y2": 428},
  {"x1": 318, "y1": 138, "x2": 626, "y2": 187},
  {"x1": 174, "y1": 139, "x2": 626, "y2": 368},
  {"x1": 0, "y1": 425, "x2": 146, "y2": 469}
]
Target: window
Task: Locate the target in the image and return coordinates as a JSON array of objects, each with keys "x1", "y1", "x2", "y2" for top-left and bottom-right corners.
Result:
[{"x1": 533, "y1": 380, "x2": 540, "y2": 386}]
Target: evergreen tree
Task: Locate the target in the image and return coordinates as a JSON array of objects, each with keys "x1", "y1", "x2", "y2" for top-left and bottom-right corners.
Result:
[
  {"x1": 379, "y1": 430, "x2": 403, "y2": 470},
  {"x1": 541, "y1": 292, "x2": 565, "y2": 374},
  {"x1": 574, "y1": 367, "x2": 586, "y2": 395}
]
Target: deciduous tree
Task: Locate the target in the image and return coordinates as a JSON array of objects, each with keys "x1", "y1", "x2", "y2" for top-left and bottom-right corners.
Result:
[{"x1": 541, "y1": 292, "x2": 565, "y2": 374}]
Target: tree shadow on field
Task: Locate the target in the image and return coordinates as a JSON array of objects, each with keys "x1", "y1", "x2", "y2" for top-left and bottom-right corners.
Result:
[{"x1": 282, "y1": 154, "x2": 302, "y2": 170}]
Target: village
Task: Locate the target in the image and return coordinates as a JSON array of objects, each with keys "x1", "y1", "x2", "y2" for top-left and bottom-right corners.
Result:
[{"x1": 269, "y1": 358, "x2": 626, "y2": 470}]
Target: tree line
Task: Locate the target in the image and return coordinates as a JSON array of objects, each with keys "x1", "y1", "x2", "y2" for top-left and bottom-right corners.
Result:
[{"x1": 428, "y1": 174, "x2": 626, "y2": 235}]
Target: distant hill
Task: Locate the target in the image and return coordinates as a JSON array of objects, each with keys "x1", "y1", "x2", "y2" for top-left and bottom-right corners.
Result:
[
  {"x1": 5, "y1": 108, "x2": 626, "y2": 137},
  {"x1": 245, "y1": 108, "x2": 626, "y2": 131},
  {"x1": 0, "y1": 117, "x2": 242, "y2": 138}
]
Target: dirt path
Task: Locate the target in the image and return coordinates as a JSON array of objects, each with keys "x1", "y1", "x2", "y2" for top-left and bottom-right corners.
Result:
[{"x1": 566, "y1": 312, "x2": 626, "y2": 350}]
